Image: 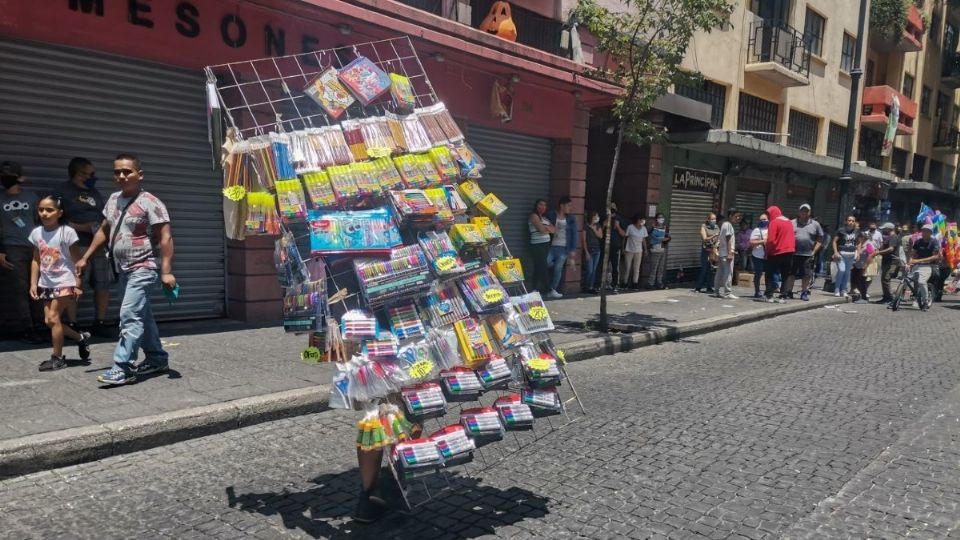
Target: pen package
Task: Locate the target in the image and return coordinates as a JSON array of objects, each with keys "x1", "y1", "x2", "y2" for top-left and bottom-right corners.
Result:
[
  {"x1": 420, "y1": 282, "x2": 470, "y2": 328},
  {"x1": 459, "y1": 407, "x2": 504, "y2": 446},
  {"x1": 521, "y1": 387, "x2": 562, "y2": 417},
  {"x1": 453, "y1": 318, "x2": 495, "y2": 369},
  {"x1": 494, "y1": 394, "x2": 535, "y2": 430},
  {"x1": 508, "y1": 291, "x2": 555, "y2": 334},
  {"x1": 476, "y1": 355, "x2": 513, "y2": 390},
  {"x1": 520, "y1": 349, "x2": 563, "y2": 388},
  {"x1": 458, "y1": 268, "x2": 509, "y2": 313},
  {"x1": 429, "y1": 424, "x2": 475, "y2": 466},
  {"x1": 388, "y1": 302, "x2": 426, "y2": 340},
  {"x1": 440, "y1": 367, "x2": 484, "y2": 402},
  {"x1": 401, "y1": 382, "x2": 447, "y2": 421}
]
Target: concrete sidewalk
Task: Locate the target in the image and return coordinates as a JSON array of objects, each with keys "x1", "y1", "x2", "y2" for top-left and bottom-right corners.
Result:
[{"x1": 0, "y1": 284, "x2": 844, "y2": 478}]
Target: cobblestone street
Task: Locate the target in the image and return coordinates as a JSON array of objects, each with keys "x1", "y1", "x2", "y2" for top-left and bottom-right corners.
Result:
[{"x1": 3, "y1": 301, "x2": 960, "y2": 539}]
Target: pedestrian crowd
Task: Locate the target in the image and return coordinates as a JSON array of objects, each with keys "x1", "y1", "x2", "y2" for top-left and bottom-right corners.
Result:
[{"x1": 0, "y1": 155, "x2": 176, "y2": 385}]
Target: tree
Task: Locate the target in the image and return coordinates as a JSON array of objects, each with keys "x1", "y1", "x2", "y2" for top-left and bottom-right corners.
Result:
[{"x1": 572, "y1": 0, "x2": 733, "y2": 332}]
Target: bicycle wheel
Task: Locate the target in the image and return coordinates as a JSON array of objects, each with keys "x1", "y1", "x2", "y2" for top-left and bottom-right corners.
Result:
[
  {"x1": 924, "y1": 284, "x2": 934, "y2": 310},
  {"x1": 891, "y1": 279, "x2": 907, "y2": 311}
]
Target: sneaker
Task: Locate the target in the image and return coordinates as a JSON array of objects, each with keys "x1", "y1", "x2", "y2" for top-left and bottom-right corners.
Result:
[
  {"x1": 764, "y1": 296, "x2": 778, "y2": 303},
  {"x1": 786, "y1": 292, "x2": 794, "y2": 300},
  {"x1": 546, "y1": 290, "x2": 563, "y2": 299},
  {"x1": 135, "y1": 361, "x2": 169, "y2": 376},
  {"x1": 705, "y1": 288, "x2": 715, "y2": 294},
  {"x1": 97, "y1": 366, "x2": 136, "y2": 386},
  {"x1": 724, "y1": 294, "x2": 739, "y2": 300},
  {"x1": 800, "y1": 290, "x2": 810, "y2": 302},
  {"x1": 776, "y1": 297, "x2": 786, "y2": 304},
  {"x1": 38, "y1": 354, "x2": 66, "y2": 372},
  {"x1": 834, "y1": 291, "x2": 841, "y2": 297},
  {"x1": 77, "y1": 332, "x2": 92, "y2": 361}
]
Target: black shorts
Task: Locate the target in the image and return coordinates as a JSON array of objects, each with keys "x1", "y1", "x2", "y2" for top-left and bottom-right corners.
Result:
[{"x1": 791, "y1": 255, "x2": 812, "y2": 278}]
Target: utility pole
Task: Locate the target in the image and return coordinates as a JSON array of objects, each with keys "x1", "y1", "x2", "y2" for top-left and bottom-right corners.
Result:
[{"x1": 838, "y1": 0, "x2": 870, "y2": 230}]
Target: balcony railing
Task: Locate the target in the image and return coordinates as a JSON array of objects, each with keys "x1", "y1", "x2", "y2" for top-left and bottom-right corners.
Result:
[
  {"x1": 861, "y1": 85, "x2": 917, "y2": 135},
  {"x1": 934, "y1": 126, "x2": 960, "y2": 153},
  {"x1": 747, "y1": 20, "x2": 811, "y2": 81},
  {"x1": 471, "y1": 0, "x2": 568, "y2": 57},
  {"x1": 396, "y1": 0, "x2": 443, "y2": 15},
  {"x1": 944, "y1": 52, "x2": 960, "y2": 90}
]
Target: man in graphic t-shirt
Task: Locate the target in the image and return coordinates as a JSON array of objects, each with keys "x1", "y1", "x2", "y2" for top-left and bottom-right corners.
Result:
[
  {"x1": 0, "y1": 161, "x2": 43, "y2": 341},
  {"x1": 78, "y1": 153, "x2": 177, "y2": 386}
]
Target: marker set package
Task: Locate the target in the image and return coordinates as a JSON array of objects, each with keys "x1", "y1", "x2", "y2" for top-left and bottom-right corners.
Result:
[
  {"x1": 388, "y1": 302, "x2": 426, "y2": 340},
  {"x1": 392, "y1": 438, "x2": 444, "y2": 481},
  {"x1": 460, "y1": 407, "x2": 505, "y2": 446},
  {"x1": 520, "y1": 348, "x2": 563, "y2": 388},
  {"x1": 476, "y1": 356, "x2": 514, "y2": 390},
  {"x1": 508, "y1": 292, "x2": 555, "y2": 334},
  {"x1": 420, "y1": 282, "x2": 471, "y2": 328},
  {"x1": 458, "y1": 268, "x2": 509, "y2": 314},
  {"x1": 494, "y1": 394, "x2": 535, "y2": 430},
  {"x1": 401, "y1": 382, "x2": 447, "y2": 421},
  {"x1": 521, "y1": 387, "x2": 562, "y2": 417},
  {"x1": 440, "y1": 367, "x2": 484, "y2": 402},
  {"x1": 429, "y1": 424, "x2": 475, "y2": 466}
]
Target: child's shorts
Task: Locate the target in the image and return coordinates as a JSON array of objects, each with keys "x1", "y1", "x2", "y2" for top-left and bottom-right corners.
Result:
[{"x1": 37, "y1": 287, "x2": 77, "y2": 301}]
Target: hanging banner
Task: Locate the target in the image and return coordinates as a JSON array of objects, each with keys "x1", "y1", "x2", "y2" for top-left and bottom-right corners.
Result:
[{"x1": 881, "y1": 95, "x2": 899, "y2": 157}]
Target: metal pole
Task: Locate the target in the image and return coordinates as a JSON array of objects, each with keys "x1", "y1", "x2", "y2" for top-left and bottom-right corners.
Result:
[{"x1": 838, "y1": 0, "x2": 870, "y2": 230}]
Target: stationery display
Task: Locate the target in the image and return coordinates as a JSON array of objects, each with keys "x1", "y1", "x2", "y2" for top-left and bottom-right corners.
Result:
[
  {"x1": 494, "y1": 394, "x2": 535, "y2": 430},
  {"x1": 508, "y1": 291, "x2": 555, "y2": 333},
  {"x1": 458, "y1": 268, "x2": 509, "y2": 313},
  {"x1": 307, "y1": 207, "x2": 402, "y2": 254},
  {"x1": 521, "y1": 387, "x2": 562, "y2": 416},
  {"x1": 476, "y1": 355, "x2": 513, "y2": 390},
  {"x1": 401, "y1": 383, "x2": 447, "y2": 421},
  {"x1": 460, "y1": 407, "x2": 505, "y2": 446},
  {"x1": 439, "y1": 367, "x2": 484, "y2": 401},
  {"x1": 453, "y1": 317, "x2": 495, "y2": 368},
  {"x1": 429, "y1": 424, "x2": 476, "y2": 466}
]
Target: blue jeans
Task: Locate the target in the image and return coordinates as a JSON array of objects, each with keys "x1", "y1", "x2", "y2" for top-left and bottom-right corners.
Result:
[
  {"x1": 752, "y1": 256, "x2": 765, "y2": 295},
  {"x1": 546, "y1": 246, "x2": 568, "y2": 292},
  {"x1": 696, "y1": 249, "x2": 714, "y2": 290},
  {"x1": 835, "y1": 253, "x2": 855, "y2": 294},
  {"x1": 113, "y1": 268, "x2": 168, "y2": 368},
  {"x1": 583, "y1": 249, "x2": 600, "y2": 290}
]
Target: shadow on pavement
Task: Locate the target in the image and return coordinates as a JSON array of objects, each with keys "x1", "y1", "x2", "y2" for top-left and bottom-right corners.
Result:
[{"x1": 226, "y1": 467, "x2": 549, "y2": 538}]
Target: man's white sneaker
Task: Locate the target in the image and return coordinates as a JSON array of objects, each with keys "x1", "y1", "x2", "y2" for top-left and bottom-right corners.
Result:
[
  {"x1": 834, "y1": 291, "x2": 841, "y2": 297},
  {"x1": 724, "y1": 294, "x2": 738, "y2": 300},
  {"x1": 546, "y1": 290, "x2": 563, "y2": 299}
]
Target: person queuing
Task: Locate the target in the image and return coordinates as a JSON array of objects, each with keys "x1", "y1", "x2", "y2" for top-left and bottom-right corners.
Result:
[
  {"x1": 749, "y1": 213, "x2": 769, "y2": 299},
  {"x1": 784, "y1": 204, "x2": 823, "y2": 301},
  {"x1": 77, "y1": 153, "x2": 177, "y2": 386},
  {"x1": 581, "y1": 210, "x2": 603, "y2": 294},
  {"x1": 832, "y1": 215, "x2": 860, "y2": 298},
  {"x1": 763, "y1": 205, "x2": 795, "y2": 303},
  {"x1": 736, "y1": 220, "x2": 752, "y2": 272},
  {"x1": 714, "y1": 208, "x2": 740, "y2": 300},
  {"x1": 55, "y1": 157, "x2": 113, "y2": 337},
  {"x1": 622, "y1": 214, "x2": 647, "y2": 290},
  {"x1": 645, "y1": 212, "x2": 670, "y2": 289},
  {"x1": 527, "y1": 199, "x2": 554, "y2": 296},
  {"x1": 695, "y1": 212, "x2": 719, "y2": 294},
  {"x1": 544, "y1": 196, "x2": 577, "y2": 299},
  {"x1": 28, "y1": 195, "x2": 91, "y2": 371},
  {"x1": 605, "y1": 203, "x2": 627, "y2": 292},
  {"x1": 876, "y1": 222, "x2": 902, "y2": 304},
  {"x1": 0, "y1": 161, "x2": 45, "y2": 343}
]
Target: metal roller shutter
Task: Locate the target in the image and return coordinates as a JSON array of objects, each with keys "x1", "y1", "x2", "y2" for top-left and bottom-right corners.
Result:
[
  {"x1": 465, "y1": 126, "x2": 553, "y2": 272},
  {"x1": 667, "y1": 191, "x2": 715, "y2": 270},
  {"x1": 0, "y1": 39, "x2": 224, "y2": 322},
  {"x1": 735, "y1": 191, "x2": 768, "y2": 227}
]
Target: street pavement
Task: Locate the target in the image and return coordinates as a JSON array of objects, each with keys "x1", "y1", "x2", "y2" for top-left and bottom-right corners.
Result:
[{"x1": 2, "y1": 296, "x2": 960, "y2": 538}]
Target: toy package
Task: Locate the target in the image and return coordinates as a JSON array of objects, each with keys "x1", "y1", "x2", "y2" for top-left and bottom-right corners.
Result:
[
  {"x1": 303, "y1": 67, "x2": 356, "y2": 119},
  {"x1": 274, "y1": 230, "x2": 310, "y2": 289},
  {"x1": 307, "y1": 207, "x2": 402, "y2": 254},
  {"x1": 389, "y1": 72, "x2": 416, "y2": 110},
  {"x1": 459, "y1": 407, "x2": 504, "y2": 446},
  {"x1": 445, "y1": 185, "x2": 470, "y2": 214},
  {"x1": 391, "y1": 189, "x2": 437, "y2": 220},
  {"x1": 454, "y1": 317, "x2": 495, "y2": 368},
  {"x1": 495, "y1": 394, "x2": 535, "y2": 430},
  {"x1": 486, "y1": 313, "x2": 524, "y2": 350},
  {"x1": 338, "y1": 56, "x2": 392, "y2": 105},
  {"x1": 440, "y1": 366, "x2": 484, "y2": 401}
]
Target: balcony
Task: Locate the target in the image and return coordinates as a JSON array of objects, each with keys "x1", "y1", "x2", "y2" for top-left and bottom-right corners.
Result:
[
  {"x1": 471, "y1": 0, "x2": 567, "y2": 57},
  {"x1": 861, "y1": 85, "x2": 917, "y2": 136},
  {"x1": 934, "y1": 126, "x2": 960, "y2": 154},
  {"x1": 745, "y1": 20, "x2": 811, "y2": 87},
  {"x1": 944, "y1": 52, "x2": 960, "y2": 90},
  {"x1": 872, "y1": 4, "x2": 925, "y2": 53}
]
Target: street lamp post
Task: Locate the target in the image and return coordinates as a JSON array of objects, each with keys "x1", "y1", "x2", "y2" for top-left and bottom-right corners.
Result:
[{"x1": 838, "y1": 0, "x2": 870, "y2": 230}]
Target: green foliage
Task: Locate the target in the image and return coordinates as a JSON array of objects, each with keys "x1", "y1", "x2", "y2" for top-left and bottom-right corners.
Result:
[
  {"x1": 871, "y1": 0, "x2": 910, "y2": 42},
  {"x1": 572, "y1": 0, "x2": 734, "y2": 144}
]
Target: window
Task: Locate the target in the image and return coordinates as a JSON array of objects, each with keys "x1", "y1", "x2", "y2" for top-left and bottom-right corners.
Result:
[
  {"x1": 840, "y1": 33, "x2": 856, "y2": 73},
  {"x1": 921, "y1": 86, "x2": 932, "y2": 115},
  {"x1": 932, "y1": 9, "x2": 942, "y2": 44},
  {"x1": 902, "y1": 73, "x2": 915, "y2": 99},
  {"x1": 930, "y1": 160, "x2": 944, "y2": 185},
  {"x1": 858, "y1": 129, "x2": 884, "y2": 170},
  {"x1": 912, "y1": 154, "x2": 927, "y2": 181},
  {"x1": 675, "y1": 78, "x2": 727, "y2": 129},
  {"x1": 827, "y1": 122, "x2": 847, "y2": 159},
  {"x1": 938, "y1": 92, "x2": 951, "y2": 118},
  {"x1": 788, "y1": 110, "x2": 819, "y2": 153},
  {"x1": 738, "y1": 93, "x2": 780, "y2": 142},
  {"x1": 804, "y1": 9, "x2": 826, "y2": 57},
  {"x1": 892, "y1": 148, "x2": 909, "y2": 178}
]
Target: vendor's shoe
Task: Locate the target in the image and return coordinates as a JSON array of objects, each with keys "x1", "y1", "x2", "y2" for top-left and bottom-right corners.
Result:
[{"x1": 353, "y1": 492, "x2": 386, "y2": 524}]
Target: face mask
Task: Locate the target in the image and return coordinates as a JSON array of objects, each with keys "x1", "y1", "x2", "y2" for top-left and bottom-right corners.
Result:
[
  {"x1": 656, "y1": 218, "x2": 665, "y2": 225},
  {"x1": 708, "y1": 220, "x2": 716, "y2": 226},
  {"x1": 1, "y1": 175, "x2": 20, "y2": 190},
  {"x1": 758, "y1": 220, "x2": 769, "y2": 228},
  {"x1": 83, "y1": 175, "x2": 98, "y2": 189}
]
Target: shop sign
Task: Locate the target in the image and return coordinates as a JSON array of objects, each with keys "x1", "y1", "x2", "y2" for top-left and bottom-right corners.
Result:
[{"x1": 672, "y1": 167, "x2": 723, "y2": 194}]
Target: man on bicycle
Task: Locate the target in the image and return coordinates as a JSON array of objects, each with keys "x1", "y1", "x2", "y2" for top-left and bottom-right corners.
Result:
[{"x1": 907, "y1": 224, "x2": 941, "y2": 312}]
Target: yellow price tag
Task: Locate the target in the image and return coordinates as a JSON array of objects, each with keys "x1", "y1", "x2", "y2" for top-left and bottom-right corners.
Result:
[
  {"x1": 527, "y1": 358, "x2": 551, "y2": 371},
  {"x1": 528, "y1": 306, "x2": 549, "y2": 321},
  {"x1": 222, "y1": 185, "x2": 247, "y2": 201},
  {"x1": 435, "y1": 256, "x2": 458, "y2": 273},
  {"x1": 556, "y1": 349, "x2": 566, "y2": 364},
  {"x1": 300, "y1": 347, "x2": 322, "y2": 363},
  {"x1": 482, "y1": 289, "x2": 504, "y2": 304},
  {"x1": 409, "y1": 359, "x2": 435, "y2": 379},
  {"x1": 367, "y1": 147, "x2": 392, "y2": 159}
]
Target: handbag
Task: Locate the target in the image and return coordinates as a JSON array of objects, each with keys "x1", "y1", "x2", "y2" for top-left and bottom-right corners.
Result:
[{"x1": 106, "y1": 192, "x2": 141, "y2": 279}]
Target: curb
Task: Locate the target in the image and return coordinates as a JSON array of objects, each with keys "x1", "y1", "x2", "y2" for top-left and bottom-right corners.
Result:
[
  {"x1": 561, "y1": 296, "x2": 846, "y2": 362},
  {"x1": 0, "y1": 297, "x2": 844, "y2": 479},
  {"x1": 0, "y1": 385, "x2": 330, "y2": 480}
]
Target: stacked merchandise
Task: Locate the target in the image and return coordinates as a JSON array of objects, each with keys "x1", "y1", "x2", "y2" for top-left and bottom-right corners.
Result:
[{"x1": 211, "y1": 41, "x2": 573, "y2": 506}]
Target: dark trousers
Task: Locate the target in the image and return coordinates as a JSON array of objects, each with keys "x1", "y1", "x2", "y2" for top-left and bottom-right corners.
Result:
[
  {"x1": 608, "y1": 245, "x2": 622, "y2": 288},
  {"x1": 764, "y1": 253, "x2": 792, "y2": 298},
  {"x1": 530, "y1": 242, "x2": 551, "y2": 295},
  {"x1": 752, "y1": 256, "x2": 765, "y2": 296},
  {"x1": 0, "y1": 245, "x2": 44, "y2": 334},
  {"x1": 696, "y1": 249, "x2": 714, "y2": 290},
  {"x1": 851, "y1": 267, "x2": 870, "y2": 299},
  {"x1": 881, "y1": 260, "x2": 901, "y2": 299}
]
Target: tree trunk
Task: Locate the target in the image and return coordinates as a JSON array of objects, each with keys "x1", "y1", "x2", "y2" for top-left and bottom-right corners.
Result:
[{"x1": 599, "y1": 119, "x2": 626, "y2": 333}]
